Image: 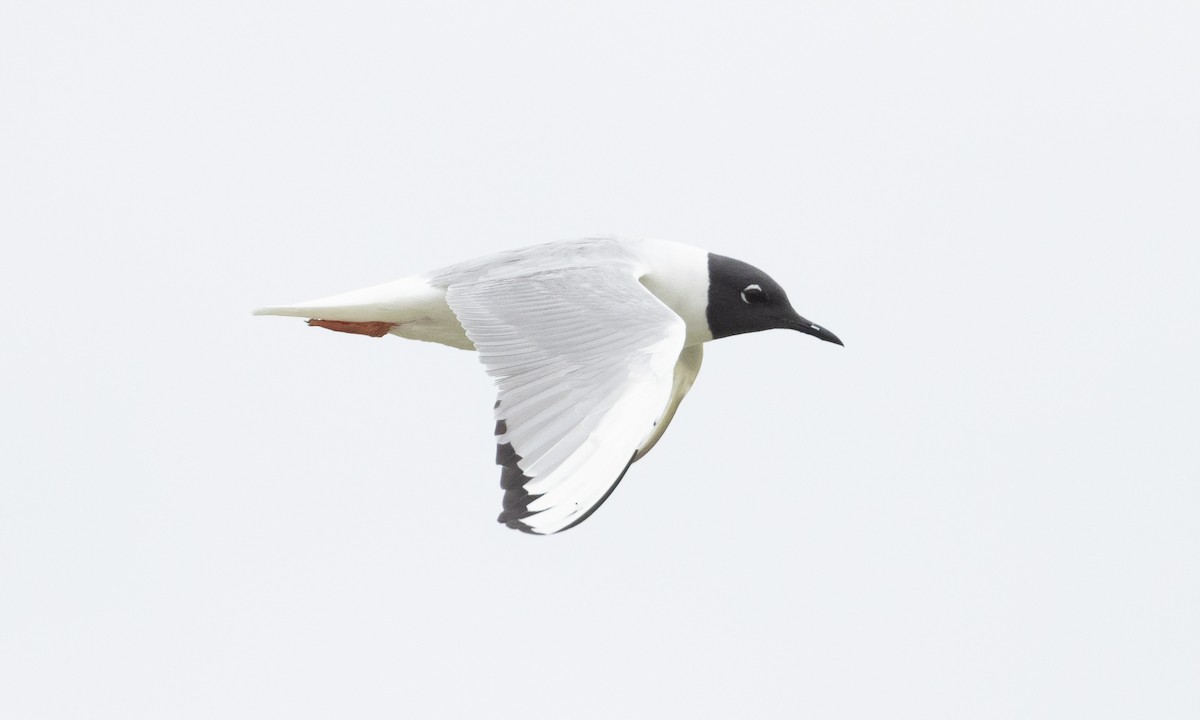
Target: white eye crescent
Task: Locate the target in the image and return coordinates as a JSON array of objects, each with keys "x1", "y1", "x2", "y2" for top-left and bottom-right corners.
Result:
[{"x1": 740, "y1": 284, "x2": 764, "y2": 304}]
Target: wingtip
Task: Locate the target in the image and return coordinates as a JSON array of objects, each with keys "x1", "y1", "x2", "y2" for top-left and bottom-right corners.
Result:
[
  {"x1": 252, "y1": 306, "x2": 316, "y2": 318},
  {"x1": 252, "y1": 306, "x2": 293, "y2": 317},
  {"x1": 498, "y1": 514, "x2": 546, "y2": 535}
]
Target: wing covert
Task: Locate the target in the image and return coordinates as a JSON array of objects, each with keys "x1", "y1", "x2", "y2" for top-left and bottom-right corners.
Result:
[{"x1": 445, "y1": 264, "x2": 686, "y2": 534}]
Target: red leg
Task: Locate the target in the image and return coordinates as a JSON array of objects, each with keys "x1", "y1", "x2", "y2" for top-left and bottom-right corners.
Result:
[{"x1": 307, "y1": 319, "x2": 395, "y2": 337}]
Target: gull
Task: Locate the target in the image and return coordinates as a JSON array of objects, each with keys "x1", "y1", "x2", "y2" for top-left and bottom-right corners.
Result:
[{"x1": 255, "y1": 237, "x2": 841, "y2": 534}]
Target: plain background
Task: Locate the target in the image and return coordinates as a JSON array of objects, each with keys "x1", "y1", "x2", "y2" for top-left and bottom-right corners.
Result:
[{"x1": 2, "y1": 2, "x2": 1197, "y2": 718}]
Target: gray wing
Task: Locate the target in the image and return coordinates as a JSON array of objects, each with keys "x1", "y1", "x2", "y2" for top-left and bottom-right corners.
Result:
[{"x1": 445, "y1": 261, "x2": 687, "y2": 534}]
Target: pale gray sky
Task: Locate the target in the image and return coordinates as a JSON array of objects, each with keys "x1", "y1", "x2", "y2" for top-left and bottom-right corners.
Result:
[{"x1": 2, "y1": 1, "x2": 1198, "y2": 718}]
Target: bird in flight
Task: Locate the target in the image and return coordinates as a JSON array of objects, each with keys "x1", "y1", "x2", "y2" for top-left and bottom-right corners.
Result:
[{"x1": 256, "y1": 237, "x2": 842, "y2": 534}]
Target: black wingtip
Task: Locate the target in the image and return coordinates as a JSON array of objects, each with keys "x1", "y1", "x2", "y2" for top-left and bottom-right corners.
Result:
[
  {"x1": 492, "y1": 398, "x2": 638, "y2": 535},
  {"x1": 494, "y1": 437, "x2": 545, "y2": 533}
]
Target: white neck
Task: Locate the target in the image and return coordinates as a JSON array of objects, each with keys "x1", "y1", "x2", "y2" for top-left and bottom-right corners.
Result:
[{"x1": 634, "y1": 238, "x2": 713, "y2": 346}]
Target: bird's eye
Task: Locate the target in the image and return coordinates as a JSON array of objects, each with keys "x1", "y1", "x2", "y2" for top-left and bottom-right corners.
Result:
[{"x1": 740, "y1": 284, "x2": 765, "y2": 304}]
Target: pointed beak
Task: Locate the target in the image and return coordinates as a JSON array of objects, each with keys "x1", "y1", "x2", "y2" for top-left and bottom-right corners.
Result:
[{"x1": 791, "y1": 315, "x2": 843, "y2": 346}]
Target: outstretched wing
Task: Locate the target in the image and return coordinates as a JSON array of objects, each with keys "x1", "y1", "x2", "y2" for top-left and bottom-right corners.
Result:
[{"x1": 445, "y1": 263, "x2": 687, "y2": 534}]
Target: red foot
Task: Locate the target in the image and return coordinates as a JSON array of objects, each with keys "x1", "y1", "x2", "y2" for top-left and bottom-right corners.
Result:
[{"x1": 307, "y1": 319, "x2": 395, "y2": 337}]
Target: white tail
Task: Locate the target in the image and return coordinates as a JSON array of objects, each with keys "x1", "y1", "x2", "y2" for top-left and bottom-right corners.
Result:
[
  {"x1": 254, "y1": 275, "x2": 474, "y2": 349},
  {"x1": 253, "y1": 277, "x2": 432, "y2": 323}
]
